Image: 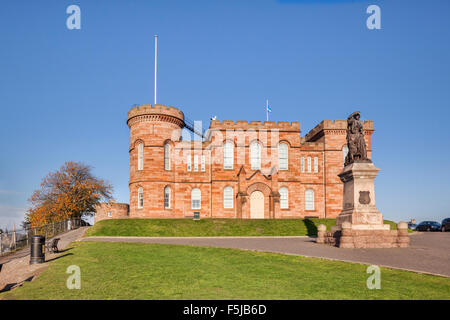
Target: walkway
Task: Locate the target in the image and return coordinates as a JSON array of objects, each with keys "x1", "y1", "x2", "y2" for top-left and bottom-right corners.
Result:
[
  {"x1": 83, "y1": 232, "x2": 450, "y2": 277},
  {"x1": 0, "y1": 227, "x2": 88, "y2": 292}
]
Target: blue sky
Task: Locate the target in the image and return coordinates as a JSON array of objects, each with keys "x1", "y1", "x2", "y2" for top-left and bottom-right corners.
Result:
[{"x1": 1, "y1": 0, "x2": 449, "y2": 228}]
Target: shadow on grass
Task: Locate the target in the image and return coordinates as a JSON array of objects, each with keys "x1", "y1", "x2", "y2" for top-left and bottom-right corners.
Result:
[
  {"x1": 303, "y1": 219, "x2": 318, "y2": 236},
  {"x1": 0, "y1": 275, "x2": 34, "y2": 293},
  {"x1": 45, "y1": 252, "x2": 73, "y2": 263}
]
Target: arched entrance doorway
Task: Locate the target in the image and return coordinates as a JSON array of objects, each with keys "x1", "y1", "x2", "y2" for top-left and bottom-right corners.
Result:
[{"x1": 250, "y1": 191, "x2": 264, "y2": 219}]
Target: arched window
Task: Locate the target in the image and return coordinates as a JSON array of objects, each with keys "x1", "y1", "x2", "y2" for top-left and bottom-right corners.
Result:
[
  {"x1": 138, "y1": 187, "x2": 143, "y2": 209},
  {"x1": 343, "y1": 145, "x2": 349, "y2": 167},
  {"x1": 278, "y1": 143, "x2": 288, "y2": 170},
  {"x1": 138, "y1": 143, "x2": 144, "y2": 170},
  {"x1": 279, "y1": 187, "x2": 289, "y2": 209},
  {"x1": 223, "y1": 186, "x2": 234, "y2": 209},
  {"x1": 191, "y1": 188, "x2": 201, "y2": 209},
  {"x1": 164, "y1": 186, "x2": 171, "y2": 209},
  {"x1": 224, "y1": 141, "x2": 234, "y2": 169},
  {"x1": 250, "y1": 141, "x2": 261, "y2": 170},
  {"x1": 305, "y1": 189, "x2": 314, "y2": 210},
  {"x1": 164, "y1": 143, "x2": 171, "y2": 170}
]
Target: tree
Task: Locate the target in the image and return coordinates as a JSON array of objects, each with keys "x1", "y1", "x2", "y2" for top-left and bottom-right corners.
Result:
[{"x1": 26, "y1": 161, "x2": 113, "y2": 227}]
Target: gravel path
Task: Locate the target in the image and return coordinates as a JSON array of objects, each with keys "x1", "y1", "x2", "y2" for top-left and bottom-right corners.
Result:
[{"x1": 83, "y1": 232, "x2": 450, "y2": 277}]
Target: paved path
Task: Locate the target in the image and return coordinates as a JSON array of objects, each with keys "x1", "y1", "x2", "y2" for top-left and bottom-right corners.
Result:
[
  {"x1": 83, "y1": 232, "x2": 450, "y2": 277},
  {"x1": 0, "y1": 227, "x2": 88, "y2": 265},
  {"x1": 0, "y1": 227, "x2": 88, "y2": 293}
]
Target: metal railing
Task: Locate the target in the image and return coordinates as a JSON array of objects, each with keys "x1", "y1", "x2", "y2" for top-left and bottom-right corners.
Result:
[{"x1": 0, "y1": 218, "x2": 82, "y2": 256}]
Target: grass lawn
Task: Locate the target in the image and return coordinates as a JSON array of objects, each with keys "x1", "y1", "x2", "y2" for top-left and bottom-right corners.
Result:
[
  {"x1": 1, "y1": 241, "x2": 448, "y2": 300},
  {"x1": 86, "y1": 218, "x2": 399, "y2": 237}
]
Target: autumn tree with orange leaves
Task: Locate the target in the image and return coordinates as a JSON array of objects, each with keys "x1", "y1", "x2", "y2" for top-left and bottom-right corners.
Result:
[{"x1": 26, "y1": 161, "x2": 113, "y2": 227}]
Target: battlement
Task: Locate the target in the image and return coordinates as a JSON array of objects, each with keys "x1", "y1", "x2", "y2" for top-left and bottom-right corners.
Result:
[
  {"x1": 305, "y1": 119, "x2": 374, "y2": 142},
  {"x1": 127, "y1": 104, "x2": 185, "y2": 127},
  {"x1": 209, "y1": 120, "x2": 300, "y2": 131}
]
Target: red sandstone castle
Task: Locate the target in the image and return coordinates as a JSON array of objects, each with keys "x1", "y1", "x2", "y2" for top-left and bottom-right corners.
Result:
[{"x1": 94, "y1": 104, "x2": 373, "y2": 222}]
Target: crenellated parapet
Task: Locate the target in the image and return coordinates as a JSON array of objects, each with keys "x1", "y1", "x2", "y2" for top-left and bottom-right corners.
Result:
[
  {"x1": 127, "y1": 104, "x2": 185, "y2": 128},
  {"x1": 209, "y1": 120, "x2": 300, "y2": 132},
  {"x1": 305, "y1": 120, "x2": 374, "y2": 142}
]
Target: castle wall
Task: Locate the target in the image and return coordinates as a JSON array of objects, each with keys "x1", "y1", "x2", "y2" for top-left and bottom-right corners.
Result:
[
  {"x1": 94, "y1": 203, "x2": 129, "y2": 223},
  {"x1": 125, "y1": 104, "x2": 373, "y2": 220}
]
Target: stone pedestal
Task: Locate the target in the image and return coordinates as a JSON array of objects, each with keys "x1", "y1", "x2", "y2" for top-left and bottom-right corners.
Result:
[
  {"x1": 316, "y1": 161, "x2": 410, "y2": 248},
  {"x1": 336, "y1": 162, "x2": 385, "y2": 227}
]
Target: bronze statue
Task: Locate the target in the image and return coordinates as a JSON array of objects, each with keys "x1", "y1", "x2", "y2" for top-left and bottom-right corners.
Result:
[{"x1": 344, "y1": 111, "x2": 371, "y2": 166}]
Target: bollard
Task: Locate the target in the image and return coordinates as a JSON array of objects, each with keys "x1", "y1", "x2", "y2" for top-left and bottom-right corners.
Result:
[{"x1": 30, "y1": 235, "x2": 45, "y2": 264}]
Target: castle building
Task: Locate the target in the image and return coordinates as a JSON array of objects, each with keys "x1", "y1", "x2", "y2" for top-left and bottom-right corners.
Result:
[{"x1": 94, "y1": 104, "x2": 374, "y2": 222}]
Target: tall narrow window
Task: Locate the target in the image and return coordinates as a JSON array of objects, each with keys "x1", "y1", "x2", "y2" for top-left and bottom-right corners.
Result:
[
  {"x1": 305, "y1": 189, "x2": 314, "y2": 210},
  {"x1": 278, "y1": 143, "x2": 288, "y2": 170},
  {"x1": 224, "y1": 141, "x2": 234, "y2": 169},
  {"x1": 187, "y1": 154, "x2": 191, "y2": 171},
  {"x1": 194, "y1": 155, "x2": 199, "y2": 172},
  {"x1": 307, "y1": 157, "x2": 312, "y2": 173},
  {"x1": 301, "y1": 157, "x2": 305, "y2": 173},
  {"x1": 138, "y1": 187, "x2": 143, "y2": 209},
  {"x1": 138, "y1": 143, "x2": 144, "y2": 171},
  {"x1": 343, "y1": 145, "x2": 349, "y2": 167},
  {"x1": 164, "y1": 143, "x2": 171, "y2": 170},
  {"x1": 164, "y1": 186, "x2": 171, "y2": 209},
  {"x1": 314, "y1": 156, "x2": 319, "y2": 173},
  {"x1": 279, "y1": 187, "x2": 289, "y2": 209},
  {"x1": 191, "y1": 188, "x2": 201, "y2": 209},
  {"x1": 250, "y1": 141, "x2": 261, "y2": 170},
  {"x1": 223, "y1": 186, "x2": 233, "y2": 209},
  {"x1": 201, "y1": 155, "x2": 205, "y2": 172}
]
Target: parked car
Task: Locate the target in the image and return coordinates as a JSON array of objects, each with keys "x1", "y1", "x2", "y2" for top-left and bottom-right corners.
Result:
[
  {"x1": 80, "y1": 220, "x2": 91, "y2": 227},
  {"x1": 408, "y1": 222, "x2": 417, "y2": 230},
  {"x1": 415, "y1": 221, "x2": 441, "y2": 232},
  {"x1": 441, "y1": 218, "x2": 450, "y2": 232}
]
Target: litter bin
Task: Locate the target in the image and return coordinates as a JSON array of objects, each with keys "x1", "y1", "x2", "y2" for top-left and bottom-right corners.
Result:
[{"x1": 30, "y1": 235, "x2": 45, "y2": 264}]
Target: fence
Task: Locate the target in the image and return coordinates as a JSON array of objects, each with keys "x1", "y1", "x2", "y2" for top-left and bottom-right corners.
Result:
[{"x1": 0, "y1": 218, "x2": 82, "y2": 256}]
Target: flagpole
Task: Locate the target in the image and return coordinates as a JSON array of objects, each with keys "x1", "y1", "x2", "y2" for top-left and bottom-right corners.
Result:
[
  {"x1": 154, "y1": 34, "x2": 158, "y2": 105},
  {"x1": 266, "y1": 99, "x2": 269, "y2": 121}
]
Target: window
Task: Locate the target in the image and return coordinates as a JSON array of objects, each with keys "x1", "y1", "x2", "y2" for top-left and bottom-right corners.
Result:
[
  {"x1": 187, "y1": 154, "x2": 191, "y2": 171},
  {"x1": 164, "y1": 186, "x2": 171, "y2": 209},
  {"x1": 224, "y1": 141, "x2": 234, "y2": 169},
  {"x1": 250, "y1": 141, "x2": 261, "y2": 170},
  {"x1": 138, "y1": 187, "x2": 143, "y2": 209},
  {"x1": 305, "y1": 189, "x2": 314, "y2": 210},
  {"x1": 307, "y1": 157, "x2": 311, "y2": 173},
  {"x1": 191, "y1": 188, "x2": 201, "y2": 209},
  {"x1": 223, "y1": 186, "x2": 233, "y2": 209},
  {"x1": 314, "y1": 157, "x2": 318, "y2": 173},
  {"x1": 194, "y1": 155, "x2": 199, "y2": 172},
  {"x1": 164, "y1": 143, "x2": 171, "y2": 170},
  {"x1": 107, "y1": 211, "x2": 112, "y2": 217},
  {"x1": 343, "y1": 145, "x2": 349, "y2": 167},
  {"x1": 279, "y1": 187, "x2": 289, "y2": 209},
  {"x1": 138, "y1": 143, "x2": 144, "y2": 170},
  {"x1": 278, "y1": 143, "x2": 288, "y2": 170},
  {"x1": 301, "y1": 157, "x2": 305, "y2": 173},
  {"x1": 201, "y1": 155, "x2": 205, "y2": 172}
]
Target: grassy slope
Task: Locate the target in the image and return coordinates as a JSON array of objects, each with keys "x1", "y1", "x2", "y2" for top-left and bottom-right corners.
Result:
[
  {"x1": 2, "y1": 241, "x2": 449, "y2": 300},
  {"x1": 86, "y1": 218, "x2": 398, "y2": 237}
]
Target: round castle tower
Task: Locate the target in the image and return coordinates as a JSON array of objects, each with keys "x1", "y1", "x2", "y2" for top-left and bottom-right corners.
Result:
[{"x1": 127, "y1": 104, "x2": 184, "y2": 217}]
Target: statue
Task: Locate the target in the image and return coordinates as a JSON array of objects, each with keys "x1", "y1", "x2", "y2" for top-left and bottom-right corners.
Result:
[{"x1": 344, "y1": 111, "x2": 371, "y2": 166}]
